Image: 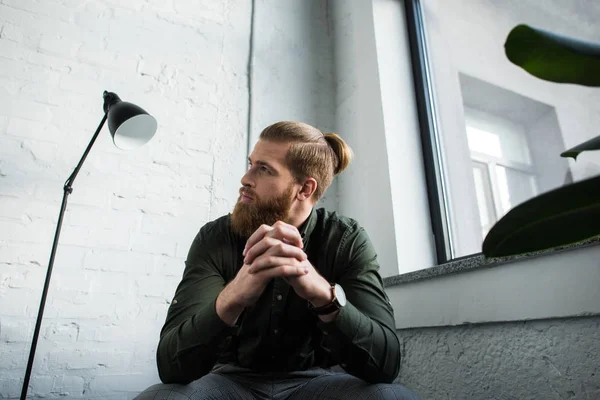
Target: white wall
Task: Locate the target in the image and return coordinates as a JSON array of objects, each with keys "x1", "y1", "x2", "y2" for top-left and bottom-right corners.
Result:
[
  {"x1": 332, "y1": 0, "x2": 435, "y2": 277},
  {"x1": 251, "y1": 0, "x2": 338, "y2": 210},
  {"x1": 0, "y1": 0, "x2": 250, "y2": 398},
  {"x1": 388, "y1": 244, "x2": 600, "y2": 329},
  {"x1": 0, "y1": 0, "x2": 341, "y2": 398}
]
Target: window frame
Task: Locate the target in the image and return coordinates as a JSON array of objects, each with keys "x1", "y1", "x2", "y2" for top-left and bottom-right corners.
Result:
[{"x1": 404, "y1": 0, "x2": 455, "y2": 263}]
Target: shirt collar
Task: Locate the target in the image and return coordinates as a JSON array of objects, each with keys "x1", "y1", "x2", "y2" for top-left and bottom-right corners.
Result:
[{"x1": 298, "y1": 207, "x2": 318, "y2": 245}]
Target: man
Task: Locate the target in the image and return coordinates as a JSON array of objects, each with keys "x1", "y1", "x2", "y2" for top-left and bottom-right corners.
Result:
[{"x1": 137, "y1": 122, "x2": 420, "y2": 399}]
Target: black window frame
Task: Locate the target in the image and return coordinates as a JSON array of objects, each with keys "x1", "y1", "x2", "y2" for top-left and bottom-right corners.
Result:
[{"x1": 404, "y1": 0, "x2": 456, "y2": 264}]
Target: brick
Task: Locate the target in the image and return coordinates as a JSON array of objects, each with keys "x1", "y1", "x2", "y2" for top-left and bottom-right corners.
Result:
[
  {"x1": 103, "y1": 0, "x2": 146, "y2": 12},
  {"x1": 87, "y1": 227, "x2": 131, "y2": 251},
  {"x1": 89, "y1": 373, "x2": 156, "y2": 394},
  {"x1": 1, "y1": 22, "x2": 24, "y2": 43},
  {"x1": 84, "y1": 249, "x2": 153, "y2": 274},
  {"x1": 53, "y1": 271, "x2": 92, "y2": 293},
  {"x1": 0, "y1": 219, "x2": 56, "y2": 244},
  {"x1": 43, "y1": 321, "x2": 80, "y2": 342},
  {"x1": 58, "y1": 224, "x2": 91, "y2": 247},
  {"x1": 0, "y1": 377, "x2": 22, "y2": 398},
  {"x1": 129, "y1": 232, "x2": 176, "y2": 257},
  {"x1": 0, "y1": 347, "x2": 26, "y2": 370},
  {"x1": 0, "y1": 194, "x2": 59, "y2": 222},
  {"x1": 52, "y1": 375, "x2": 85, "y2": 397},
  {"x1": 91, "y1": 323, "x2": 128, "y2": 343},
  {"x1": 141, "y1": 213, "x2": 201, "y2": 239},
  {"x1": 175, "y1": 240, "x2": 194, "y2": 259},
  {"x1": 47, "y1": 348, "x2": 131, "y2": 370},
  {"x1": 31, "y1": 374, "x2": 54, "y2": 396},
  {"x1": 0, "y1": 114, "x2": 8, "y2": 132},
  {"x1": 0, "y1": 55, "x2": 61, "y2": 85},
  {"x1": 1, "y1": 288, "x2": 39, "y2": 317},
  {"x1": 18, "y1": 81, "x2": 63, "y2": 108},
  {"x1": 39, "y1": 34, "x2": 81, "y2": 58},
  {"x1": 5, "y1": 265, "x2": 45, "y2": 290},
  {"x1": 88, "y1": 270, "x2": 129, "y2": 295},
  {"x1": 153, "y1": 255, "x2": 184, "y2": 277},
  {"x1": 136, "y1": 275, "x2": 180, "y2": 299},
  {"x1": 0, "y1": 241, "x2": 52, "y2": 267},
  {"x1": 45, "y1": 293, "x2": 98, "y2": 319},
  {"x1": 76, "y1": 42, "x2": 119, "y2": 70},
  {"x1": 63, "y1": 204, "x2": 141, "y2": 231},
  {"x1": 67, "y1": 184, "x2": 111, "y2": 208},
  {"x1": 1, "y1": 98, "x2": 55, "y2": 124},
  {"x1": 0, "y1": 35, "x2": 30, "y2": 62},
  {"x1": 0, "y1": 76, "x2": 22, "y2": 98},
  {"x1": 138, "y1": 298, "x2": 170, "y2": 321},
  {"x1": 21, "y1": 138, "x2": 60, "y2": 163},
  {"x1": 58, "y1": 73, "x2": 107, "y2": 96},
  {"x1": 172, "y1": 0, "x2": 226, "y2": 24},
  {"x1": 33, "y1": 180, "x2": 64, "y2": 206},
  {"x1": 6, "y1": 116, "x2": 64, "y2": 142},
  {"x1": 52, "y1": 245, "x2": 87, "y2": 271},
  {"x1": 0, "y1": 319, "x2": 32, "y2": 343}
]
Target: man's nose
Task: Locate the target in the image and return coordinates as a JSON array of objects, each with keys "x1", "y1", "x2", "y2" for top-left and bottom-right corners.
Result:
[{"x1": 241, "y1": 169, "x2": 254, "y2": 187}]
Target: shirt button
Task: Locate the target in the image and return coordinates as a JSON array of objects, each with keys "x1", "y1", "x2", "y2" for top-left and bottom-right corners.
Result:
[{"x1": 276, "y1": 295, "x2": 282, "y2": 301}]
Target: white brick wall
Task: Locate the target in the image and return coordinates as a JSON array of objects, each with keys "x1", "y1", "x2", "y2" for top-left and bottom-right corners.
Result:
[
  {"x1": 0, "y1": 0, "x2": 337, "y2": 398},
  {"x1": 0, "y1": 0, "x2": 250, "y2": 397}
]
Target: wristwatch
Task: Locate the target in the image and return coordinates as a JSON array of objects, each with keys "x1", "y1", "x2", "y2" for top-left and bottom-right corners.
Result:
[{"x1": 309, "y1": 283, "x2": 347, "y2": 315}]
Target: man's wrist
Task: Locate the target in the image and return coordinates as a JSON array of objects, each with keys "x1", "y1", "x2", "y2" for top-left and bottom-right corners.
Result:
[
  {"x1": 216, "y1": 282, "x2": 245, "y2": 326},
  {"x1": 308, "y1": 279, "x2": 334, "y2": 308}
]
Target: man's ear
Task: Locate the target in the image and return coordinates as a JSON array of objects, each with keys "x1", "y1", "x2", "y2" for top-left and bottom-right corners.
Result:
[{"x1": 297, "y1": 178, "x2": 317, "y2": 201}]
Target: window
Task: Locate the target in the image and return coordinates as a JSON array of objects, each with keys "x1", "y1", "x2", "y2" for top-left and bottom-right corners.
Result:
[
  {"x1": 405, "y1": 0, "x2": 600, "y2": 261},
  {"x1": 466, "y1": 107, "x2": 538, "y2": 238}
]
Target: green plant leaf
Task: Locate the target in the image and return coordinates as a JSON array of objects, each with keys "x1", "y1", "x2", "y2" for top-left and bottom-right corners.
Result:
[
  {"x1": 482, "y1": 175, "x2": 600, "y2": 257},
  {"x1": 504, "y1": 24, "x2": 600, "y2": 86},
  {"x1": 561, "y1": 135, "x2": 600, "y2": 160}
]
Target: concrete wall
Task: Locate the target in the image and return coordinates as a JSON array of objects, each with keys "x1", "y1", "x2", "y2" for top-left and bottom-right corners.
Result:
[{"x1": 397, "y1": 316, "x2": 600, "y2": 400}]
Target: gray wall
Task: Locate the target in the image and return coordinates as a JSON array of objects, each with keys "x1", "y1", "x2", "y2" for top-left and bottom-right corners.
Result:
[
  {"x1": 251, "y1": 0, "x2": 338, "y2": 210},
  {"x1": 397, "y1": 316, "x2": 600, "y2": 400}
]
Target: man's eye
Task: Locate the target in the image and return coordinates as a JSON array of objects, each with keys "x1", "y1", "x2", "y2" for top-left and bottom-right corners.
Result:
[{"x1": 260, "y1": 166, "x2": 270, "y2": 174}]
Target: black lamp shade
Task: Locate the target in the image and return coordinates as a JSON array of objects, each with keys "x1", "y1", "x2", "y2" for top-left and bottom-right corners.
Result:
[{"x1": 107, "y1": 101, "x2": 157, "y2": 150}]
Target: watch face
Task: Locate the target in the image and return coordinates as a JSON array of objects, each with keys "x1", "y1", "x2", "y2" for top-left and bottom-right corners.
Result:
[{"x1": 334, "y1": 284, "x2": 347, "y2": 307}]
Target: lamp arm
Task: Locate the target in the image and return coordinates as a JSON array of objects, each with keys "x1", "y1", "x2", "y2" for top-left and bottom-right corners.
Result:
[
  {"x1": 64, "y1": 112, "x2": 108, "y2": 191},
  {"x1": 20, "y1": 112, "x2": 108, "y2": 400}
]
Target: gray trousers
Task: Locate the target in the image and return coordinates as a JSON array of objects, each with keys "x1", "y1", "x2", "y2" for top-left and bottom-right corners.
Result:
[{"x1": 135, "y1": 364, "x2": 420, "y2": 400}]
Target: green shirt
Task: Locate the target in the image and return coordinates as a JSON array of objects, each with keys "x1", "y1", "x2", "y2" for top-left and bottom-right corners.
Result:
[{"x1": 157, "y1": 208, "x2": 401, "y2": 384}]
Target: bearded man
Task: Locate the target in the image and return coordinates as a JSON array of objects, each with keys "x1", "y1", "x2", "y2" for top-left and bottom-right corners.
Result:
[{"x1": 137, "y1": 122, "x2": 420, "y2": 400}]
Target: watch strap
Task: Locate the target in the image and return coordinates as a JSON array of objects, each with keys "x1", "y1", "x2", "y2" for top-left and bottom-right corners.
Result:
[{"x1": 309, "y1": 284, "x2": 341, "y2": 315}]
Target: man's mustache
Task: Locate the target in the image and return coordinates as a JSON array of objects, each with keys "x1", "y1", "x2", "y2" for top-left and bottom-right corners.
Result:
[{"x1": 239, "y1": 188, "x2": 257, "y2": 200}]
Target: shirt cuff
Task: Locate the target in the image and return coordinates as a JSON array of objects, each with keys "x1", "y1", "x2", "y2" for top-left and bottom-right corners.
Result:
[
  {"x1": 192, "y1": 297, "x2": 239, "y2": 340},
  {"x1": 317, "y1": 300, "x2": 361, "y2": 340}
]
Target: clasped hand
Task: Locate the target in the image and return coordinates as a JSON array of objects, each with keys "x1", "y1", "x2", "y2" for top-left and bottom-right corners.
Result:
[{"x1": 234, "y1": 221, "x2": 331, "y2": 308}]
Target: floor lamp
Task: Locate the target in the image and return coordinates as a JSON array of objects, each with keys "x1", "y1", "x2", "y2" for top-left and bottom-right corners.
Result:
[{"x1": 20, "y1": 91, "x2": 158, "y2": 399}]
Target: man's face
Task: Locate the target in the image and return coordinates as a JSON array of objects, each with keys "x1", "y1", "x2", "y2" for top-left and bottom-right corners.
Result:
[{"x1": 231, "y1": 140, "x2": 298, "y2": 238}]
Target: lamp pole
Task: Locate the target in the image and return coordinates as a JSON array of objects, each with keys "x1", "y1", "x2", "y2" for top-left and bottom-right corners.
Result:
[
  {"x1": 20, "y1": 92, "x2": 156, "y2": 399},
  {"x1": 20, "y1": 113, "x2": 108, "y2": 400}
]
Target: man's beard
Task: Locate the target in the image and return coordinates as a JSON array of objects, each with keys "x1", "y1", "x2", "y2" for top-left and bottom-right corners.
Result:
[{"x1": 231, "y1": 184, "x2": 295, "y2": 238}]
